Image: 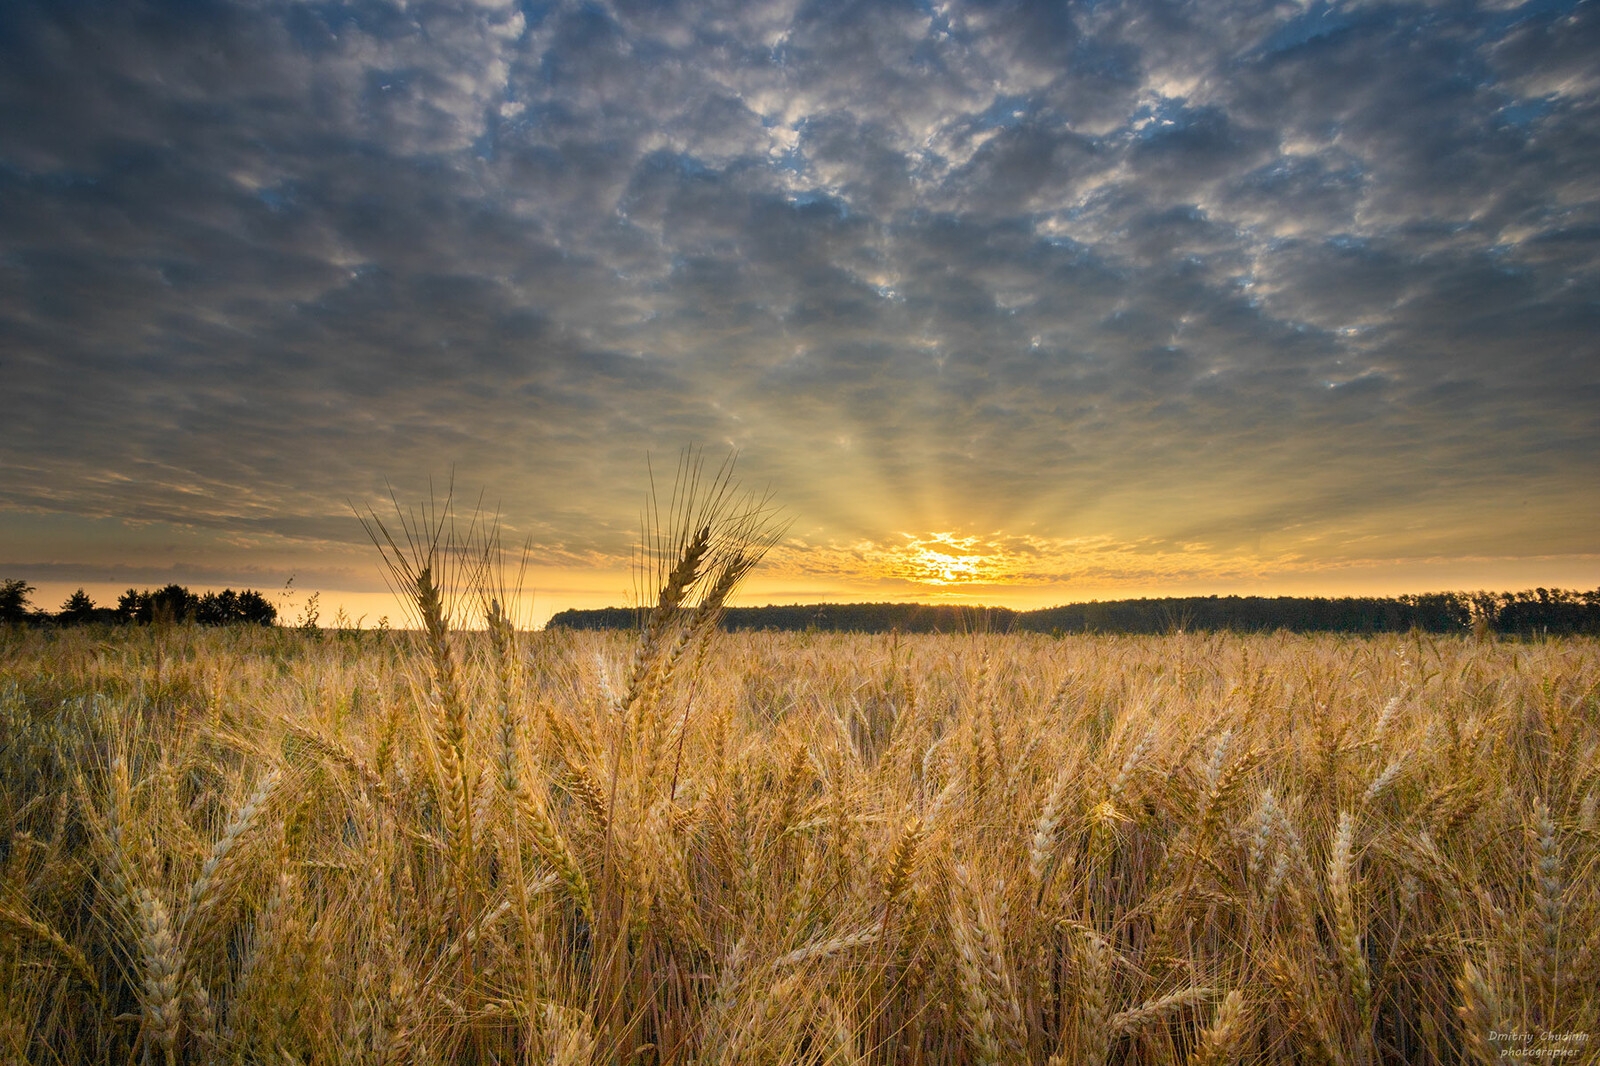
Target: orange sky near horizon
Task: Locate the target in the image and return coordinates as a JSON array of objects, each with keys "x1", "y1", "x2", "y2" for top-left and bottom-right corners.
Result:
[{"x1": 21, "y1": 540, "x2": 1600, "y2": 631}]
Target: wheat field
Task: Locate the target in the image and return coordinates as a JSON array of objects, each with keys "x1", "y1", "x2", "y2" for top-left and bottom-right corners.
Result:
[{"x1": 1, "y1": 605, "x2": 1596, "y2": 1065}]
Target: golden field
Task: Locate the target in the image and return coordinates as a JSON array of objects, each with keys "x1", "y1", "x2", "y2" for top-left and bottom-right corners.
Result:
[{"x1": 0, "y1": 620, "x2": 1596, "y2": 1065}]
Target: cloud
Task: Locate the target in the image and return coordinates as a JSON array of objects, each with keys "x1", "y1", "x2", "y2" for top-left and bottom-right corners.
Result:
[{"x1": 0, "y1": 0, "x2": 1595, "y2": 598}]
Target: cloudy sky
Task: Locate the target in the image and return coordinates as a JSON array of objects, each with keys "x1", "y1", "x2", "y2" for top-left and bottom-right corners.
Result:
[{"x1": 2, "y1": 0, "x2": 1597, "y2": 622}]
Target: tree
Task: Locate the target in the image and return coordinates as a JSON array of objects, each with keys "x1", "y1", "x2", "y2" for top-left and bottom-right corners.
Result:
[
  {"x1": 195, "y1": 589, "x2": 240, "y2": 625},
  {"x1": 114, "y1": 585, "x2": 196, "y2": 624},
  {"x1": 59, "y1": 589, "x2": 96, "y2": 623},
  {"x1": 116, "y1": 588, "x2": 147, "y2": 623},
  {"x1": 148, "y1": 584, "x2": 197, "y2": 623},
  {"x1": 194, "y1": 589, "x2": 278, "y2": 626},
  {"x1": 235, "y1": 589, "x2": 277, "y2": 625},
  {"x1": 0, "y1": 579, "x2": 34, "y2": 623}
]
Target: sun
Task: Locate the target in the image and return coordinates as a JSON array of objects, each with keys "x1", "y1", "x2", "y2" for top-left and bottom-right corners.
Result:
[
  {"x1": 910, "y1": 547, "x2": 984, "y2": 584},
  {"x1": 894, "y1": 533, "x2": 1002, "y2": 586}
]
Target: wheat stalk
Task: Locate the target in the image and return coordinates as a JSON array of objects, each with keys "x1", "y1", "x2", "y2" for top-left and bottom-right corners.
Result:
[{"x1": 0, "y1": 891, "x2": 100, "y2": 996}]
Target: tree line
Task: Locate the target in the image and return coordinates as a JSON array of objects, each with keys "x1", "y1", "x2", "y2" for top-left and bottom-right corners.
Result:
[
  {"x1": 548, "y1": 587, "x2": 1600, "y2": 636},
  {"x1": 9, "y1": 577, "x2": 1596, "y2": 635},
  {"x1": 0, "y1": 580, "x2": 277, "y2": 626}
]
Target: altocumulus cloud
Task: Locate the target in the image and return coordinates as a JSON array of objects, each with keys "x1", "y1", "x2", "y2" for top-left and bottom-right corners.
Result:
[{"x1": 0, "y1": 0, "x2": 1596, "y2": 603}]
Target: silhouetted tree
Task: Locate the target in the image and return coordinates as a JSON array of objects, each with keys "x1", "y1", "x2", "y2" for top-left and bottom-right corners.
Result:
[
  {"x1": 148, "y1": 584, "x2": 197, "y2": 623},
  {"x1": 59, "y1": 589, "x2": 96, "y2": 623},
  {"x1": 114, "y1": 585, "x2": 277, "y2": 626},
  {"x1": 236, "y1": 589, "x2": 276, "y2": 625},
  {"x1": 195, "y1": 589, "x2": 277, "y2": 626},
  {"x1": 0, "y1": 579, "x2": 34, "y2": 624},
  {"x1": 115, "y1": 585, "x2": 195, "y2": 623},
  {"x1": 115, "y1": 588, "x2": 146, "y2": 623},
  {"x1": 195, "y1": 589, "x2": 239, "y2": 625}
]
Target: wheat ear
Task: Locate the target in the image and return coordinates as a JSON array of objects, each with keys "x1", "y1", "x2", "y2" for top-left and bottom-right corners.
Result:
[
  {"x1": 775, "y1": 926, "x2": 880, "y2": 968},
  {"x1": 519, "y1": 786, "x2": 593, "y2": 922},
  {"x1": 1076, "y1": 929, "x2": 1112, "y2": 1066},
  {"x1": 1185, "y1": 989, "x2": 1247, "y2": 1066},
  {"x1": 543, "y1": 1003, "x2": 596, "y2": 1066},
  {"x1": 882, "y1": 815, "x2": 924, "y2": 920},
  {"x1": 133, "y1": 885, "x2": 184, "y2": 1066},
  {"x1": 1111, "y1": 986, "x2": 1213, "y2": 1036},
  {"x1": 948, "y1": 893, "x2": 1003, "y2": 1066},
  {"x1": 1328, "y1": 811, "x2": 1371, "y2": 1022},
  {"x1": 1456, "y1": 960, "x2": 1506, "y2": 1066},
  {"x1": 1030, "y1": 768, "x2": 1071, "y2": 888},
  {"x1": 180, "y1": 767, "x2": 277, "y2": 939},
  {"x1": 486, "y1": 595, "x2": 520, "y2": 795},
  {"x1": 1532, "y1": 799, "x2": 1564, "y2": 1008}
]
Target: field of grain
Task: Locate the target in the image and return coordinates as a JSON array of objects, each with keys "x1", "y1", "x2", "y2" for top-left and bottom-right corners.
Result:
[{"x1": 1, "y1": 617, "x2": 1596, "y2": 1065}]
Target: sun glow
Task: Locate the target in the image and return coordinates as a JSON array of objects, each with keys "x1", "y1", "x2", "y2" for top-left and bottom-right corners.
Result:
[{"x1": 893, "y1": 533, "x2": 1006, "y2": 586}]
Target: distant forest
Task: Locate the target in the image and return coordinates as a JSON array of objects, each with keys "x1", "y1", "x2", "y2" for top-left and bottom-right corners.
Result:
[
  {"x1": 549, "y1": 588, "x2": 1600, "y2": 637},
  {"x1": 0, "y1": 580, "x2": 277, "y2": 627},
  {"x1": 8, "y1": 579, "x2": 1598, "y2": 635}
]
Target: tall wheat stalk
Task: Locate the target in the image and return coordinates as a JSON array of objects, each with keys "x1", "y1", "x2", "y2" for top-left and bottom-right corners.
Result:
[{"x1": 358, "y1": 485, "x2": 486, "y2": 1009}]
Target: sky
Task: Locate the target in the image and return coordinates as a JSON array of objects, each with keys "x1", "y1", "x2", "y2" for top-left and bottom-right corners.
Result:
[{"x1": 1, "y1": 0, "x2": 1597, "y2": 626}]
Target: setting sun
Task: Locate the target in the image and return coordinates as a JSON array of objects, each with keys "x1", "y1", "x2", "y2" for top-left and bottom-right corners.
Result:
[{"x1": 898, "y1": 534, "x2": 997, "y2": 586}]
